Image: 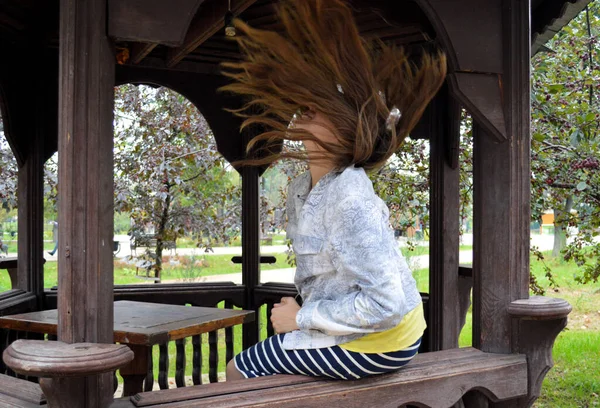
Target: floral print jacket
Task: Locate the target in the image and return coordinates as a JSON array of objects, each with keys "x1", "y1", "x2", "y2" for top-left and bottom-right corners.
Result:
[{"x1": 281, "y1": 166, "x2": 422, "y2": 350}]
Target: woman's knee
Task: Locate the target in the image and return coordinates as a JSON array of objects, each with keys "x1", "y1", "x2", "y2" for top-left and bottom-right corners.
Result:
[{"x1": 226, "y1": 358, "x2": 245, "y2": 381}]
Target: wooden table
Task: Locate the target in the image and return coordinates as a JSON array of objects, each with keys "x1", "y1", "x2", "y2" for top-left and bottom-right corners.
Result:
[{"x1": 0, "y1": 300, "x2": 254, "y2": 396}]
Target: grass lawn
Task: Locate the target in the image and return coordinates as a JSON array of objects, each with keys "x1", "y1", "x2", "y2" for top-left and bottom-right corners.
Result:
[
  {"x1": 0, "y1": 240, "x2": 56, "y2": 254},
  {"x1": 176, "y1": 233, "x2": 287, "y2": 249},
  {"x1": 0, "y1": 253, "x2": 292, "y2": 291}
]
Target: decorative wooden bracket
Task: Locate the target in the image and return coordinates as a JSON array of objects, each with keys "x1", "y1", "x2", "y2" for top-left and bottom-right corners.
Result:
[
  {"x1": 508, "y1": 296, "x2": 572, "y2": 407},
  {"x1": 414, "y1": 0, "x2": 508, "y2": 142},
  {"x1": 448, "y1": 72, "x2": 507, "y2": 142}
]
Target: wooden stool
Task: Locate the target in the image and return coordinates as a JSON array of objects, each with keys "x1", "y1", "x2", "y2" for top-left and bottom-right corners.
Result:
[{"x1": 3, "y1": 340, "x2": 134, "y2": 408}]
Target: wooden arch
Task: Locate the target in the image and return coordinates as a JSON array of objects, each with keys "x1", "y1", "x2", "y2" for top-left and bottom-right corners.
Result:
[
  {"x1": 412, "y1": 0, "x2": 508, "y2": 142},
  {"x1": 115, "y1": 67, "x2": 246, "y2": 167},
  {"x1": 0, "y1": 69, "x2": 25, "y2": 166}
]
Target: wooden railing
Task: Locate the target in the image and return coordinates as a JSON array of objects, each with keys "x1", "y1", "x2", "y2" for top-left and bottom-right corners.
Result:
[
  {"x1": 0, "y1": 329, "x2": 44, "y2": 381},
  {"x1": 0, "y1": 265, "x2": 471, "y2": 391}
]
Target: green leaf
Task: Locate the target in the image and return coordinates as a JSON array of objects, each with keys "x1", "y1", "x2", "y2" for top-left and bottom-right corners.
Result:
[
  {"x1": 570, "y1": 129, "x2": 583, "y2": 146},
  {"x1": 576, "y1": 182, "x2": 588, "y2": 191},
  {"x1": 547, "y1": 84, "x2": 565, "y2": 94}
]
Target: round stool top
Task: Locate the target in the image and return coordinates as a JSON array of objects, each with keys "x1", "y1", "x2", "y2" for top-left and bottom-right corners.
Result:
[
  {"x1": 3, "y1": 340, "x2": 134, "y2": 378},
  {"x1": 508, "y1": 296, "x2": 572, "y2": 319}
]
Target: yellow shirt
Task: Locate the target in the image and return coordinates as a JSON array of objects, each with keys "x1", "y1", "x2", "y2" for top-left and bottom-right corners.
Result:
[{"x1": 339, "y1": 303, "x2": 426, "y2": 353}]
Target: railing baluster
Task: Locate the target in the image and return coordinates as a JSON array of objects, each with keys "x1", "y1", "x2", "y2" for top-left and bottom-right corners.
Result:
[
  {"x1": 0, "y1": 329, "x2": 7, "y2": 374},
  {"x1": 209, "y1": 331, "x2": 218, "y2": 383},
  {"x1": 175, "y1": 339, "x2": 185, "y2": 387},
  {"x1": 158, "y1": 342, "x2": 169, "y2": 389},
  {"x1": 6, "y1": 330, "x2": 16, "y2": 377},
  {"x1": 225, "y1": 301, "x2": 234, "y2": 364},
  {"x1": 266, "y1": 303, "x2": 275, "y2": 338},
  {"x1": 144, "y1": 346, "x2": 154, "y2": 392},
  {"x1": 192, "y1": 334, "x2": 202, "y2": 385}
]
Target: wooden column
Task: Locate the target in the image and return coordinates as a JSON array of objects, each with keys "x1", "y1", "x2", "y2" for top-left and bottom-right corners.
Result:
[
  {"x1": 241, "y1": 165, "x2": 260, "y2": 349},
  {"x1": 471, "y1": 0, "x2": 530, "y2": 354},
  {"x1": 16, "y1": 99, "x2": 45, "y2": 300},
  {"x1": 57, "y1": 0, "x2": 115, "y2": 406},
  {"x1": 428, "y1": 84, "x2": 463, "y2": 351}
]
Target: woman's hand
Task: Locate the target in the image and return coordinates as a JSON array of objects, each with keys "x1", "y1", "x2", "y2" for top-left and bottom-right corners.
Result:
[{"x1": 271, "y1": 297, "x2": 301, "y2": 334}]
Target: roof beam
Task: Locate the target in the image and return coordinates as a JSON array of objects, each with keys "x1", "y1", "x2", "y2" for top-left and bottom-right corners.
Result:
[
  {"x1": 166, "y1": 0, "x2": 258, "y2": 68},
  {"x1": 130, "y1": 43, "x2": 158, "y2": 64},
  {"x1": 108, "y1": 0, "x2": 206, "y2": 46}
]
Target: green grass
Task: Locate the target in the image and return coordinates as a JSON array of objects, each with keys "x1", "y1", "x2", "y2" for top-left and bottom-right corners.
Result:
[
  {"x1": 0, "y1": 253, "x2": 292, "y2": 291},
  {"x1": 535, "y1": 330, "x2": 600, "y2": 407},
  {"x1": 0, "y1": 240, "x2": 55, "y2": 254},
  {"x1": 176, "y1": 234, "x2": 288, "y2": 249}
]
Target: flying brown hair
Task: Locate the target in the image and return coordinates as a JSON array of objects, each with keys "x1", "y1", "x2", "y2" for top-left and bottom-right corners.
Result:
[{"x1": 220, "y1": 0, "x2": 447, "y2": 172}]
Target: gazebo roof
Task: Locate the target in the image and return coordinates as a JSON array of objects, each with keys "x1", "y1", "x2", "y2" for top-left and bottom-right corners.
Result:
[
  {"x1": 532, "y1": 0, "x2": 592, "y2": 53},
  {"x1": 0, "y1": 0, "x2": 592, "y2": 165}
]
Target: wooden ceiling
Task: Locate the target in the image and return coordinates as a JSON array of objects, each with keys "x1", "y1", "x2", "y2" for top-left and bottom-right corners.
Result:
[
  {"x1": 0, "y1": 0, "x2": 591, "y2": 72},
  {"x1": 118, "y1": 0, "x2": 435, "y2": 74}
]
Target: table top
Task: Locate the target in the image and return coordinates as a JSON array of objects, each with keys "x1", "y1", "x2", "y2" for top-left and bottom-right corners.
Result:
[
  {"x1": 0, "y1": 257, "x2": 18, "y2": 269},
  {"x1": 0, "y1": 300, "x2": 254, "y2": 345},
  {"x1": 0, "y1": 257, "x2": 45, "y2": 269}
]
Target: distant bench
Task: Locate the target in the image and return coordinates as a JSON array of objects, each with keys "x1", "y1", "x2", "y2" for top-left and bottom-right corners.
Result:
[{"x1": 130, "y1": 235, "x2": 176, "y2": 256}]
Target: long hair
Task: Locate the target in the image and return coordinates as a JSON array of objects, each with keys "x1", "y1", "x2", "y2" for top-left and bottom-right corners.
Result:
[{"x1": 220, "y1": 0, "x2": 446, "y2": 172}]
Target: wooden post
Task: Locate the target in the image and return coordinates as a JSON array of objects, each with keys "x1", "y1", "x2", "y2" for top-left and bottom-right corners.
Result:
[
  {"x1": 241, "y1": 165, "x2": 260, "y2": 349},
  {"x1": 428, "y1": 84, "x2": 463, "y2": 351},
  {"x1": 471, "y1": 0, "x2": 530, "y2": 354},
  {"x1": 57, "y1": 0, "x2": 115, "y2": 406},
  {"x1": 16, "y1": 122, "x2": 45, "y2": 301}
]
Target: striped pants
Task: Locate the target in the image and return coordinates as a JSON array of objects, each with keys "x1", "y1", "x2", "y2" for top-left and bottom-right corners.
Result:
[{"x1": 234, "y1": 334, "x2": 421, "y2": 380}]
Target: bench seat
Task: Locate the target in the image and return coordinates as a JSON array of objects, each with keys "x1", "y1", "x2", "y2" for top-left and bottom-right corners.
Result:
[
  {"x1": 0, "y1": 374, "x2": 46, "y2": 407},
  {"x1": 112, "y1": 347, "x2": 527, "y2": 408}
]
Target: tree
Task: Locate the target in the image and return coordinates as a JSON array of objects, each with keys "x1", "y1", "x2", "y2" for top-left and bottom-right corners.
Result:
[
  {"x1": 370, "y1": 111, "x2": 474, "y2": 242},
  {"x1": 114, "y1": 84, "x2": 240, "y2": 279},
  {"x1": 0, "y1": 117, "x2": 18, "y2": 211},
  {"x1": 531, "y1": 4, "x2": 600, "y2": 283}
]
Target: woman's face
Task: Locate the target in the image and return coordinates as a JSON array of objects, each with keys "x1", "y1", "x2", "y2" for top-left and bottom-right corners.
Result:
[{"x1": 294, "y1": 110, "x2": 337, "y2": 154}]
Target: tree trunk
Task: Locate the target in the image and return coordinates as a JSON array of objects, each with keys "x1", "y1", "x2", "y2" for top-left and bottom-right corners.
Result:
[
  {"x1": 154, "y1": 183, "x2": 172, "y2": 282},
  {"x1": 552, "y1": 196, "x2": 573, "y2": 257}
]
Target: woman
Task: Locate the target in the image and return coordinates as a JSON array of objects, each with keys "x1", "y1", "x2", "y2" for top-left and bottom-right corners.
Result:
[{"x1": 220, "y1": 0, "x2": 446, "y2": 380}]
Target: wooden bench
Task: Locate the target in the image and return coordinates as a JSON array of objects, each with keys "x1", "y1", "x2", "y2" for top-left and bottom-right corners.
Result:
[
  {"x1": 130, "y1": 235, "x2": 176, "y2": 256},
  {"x1": 112, "y1": 348, "x2": 527, "y2": 408},
  {"x1": 0, "y1": 374, "x2": 46, "y2": 407}
]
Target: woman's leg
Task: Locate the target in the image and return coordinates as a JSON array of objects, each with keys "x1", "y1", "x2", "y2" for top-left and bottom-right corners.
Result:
[
  {"x1": 227, "y1": 336, "x2": 422, "y2": 381},
  {"x1": 226, "y1": 358, "x2": 246, "y2": 381},
  {"x1": 48, "y1": 240, "x2": 58, "y2": 256}
]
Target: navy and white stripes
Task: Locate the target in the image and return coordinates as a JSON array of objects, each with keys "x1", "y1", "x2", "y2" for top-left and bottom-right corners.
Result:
[{"x1": 234, "y1": 334, "x2": 421, "y2": 380}]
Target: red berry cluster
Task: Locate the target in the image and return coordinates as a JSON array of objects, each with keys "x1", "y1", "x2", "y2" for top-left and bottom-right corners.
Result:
[{"x1": 571, "y1": 157, "x2": 600, "y2": 170}]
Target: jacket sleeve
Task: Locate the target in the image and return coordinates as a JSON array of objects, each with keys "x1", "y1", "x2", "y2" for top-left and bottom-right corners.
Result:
[{"x1": 295, "y1": 195, "x2": 410, "y2": 336}]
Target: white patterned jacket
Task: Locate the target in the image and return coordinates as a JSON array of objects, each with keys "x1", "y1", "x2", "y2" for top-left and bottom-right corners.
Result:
[{"x1": 281, "y1": 166, "x2": 422, "y2": 350}]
